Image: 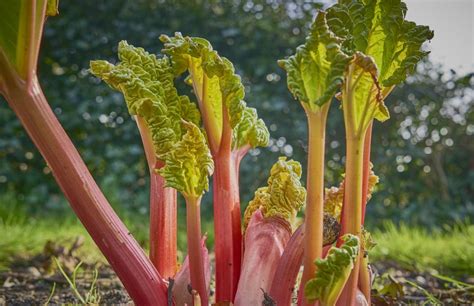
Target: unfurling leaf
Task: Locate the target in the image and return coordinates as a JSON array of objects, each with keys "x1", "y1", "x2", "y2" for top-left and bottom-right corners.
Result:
[
  {"x1": 278, "y1": 11, "x2": 350, "y2": 112},
  {"x1": 160, "y1": 33, "x2": 269, "y2": 152},
  {"x1": 304, "y1": 234, "x2": 360, "y2": 306},
  {"x1": 243, "y1": 157, "x2": 306, "y2": 231},
  {"x1": 158, "y1": 121, "x2": 214, "y2": 198},
  {"x1": 232, "y1": 107, "x2": 269, "y2": 150}
]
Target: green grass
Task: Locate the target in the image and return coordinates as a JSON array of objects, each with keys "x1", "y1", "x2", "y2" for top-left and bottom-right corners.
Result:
[
  {"x1": 371, "y1": 222, "x2": 474, "y2": 276},
  {"x1": 1, "y1": 196, "x2": 472, "y2": 277}
]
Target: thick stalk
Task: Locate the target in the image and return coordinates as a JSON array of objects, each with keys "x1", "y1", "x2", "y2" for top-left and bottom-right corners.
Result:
[
  {"x1": 2, "y1": 75, "x2": 168, "y2": 304},
  {"x1": 186, "y1": 196, "x2": 208, "y2": 306},
  {"x1": 269, "y1": 224, "x2": 304, "y2": 305},
  {"x1": 301, "y1": 103, "x2": 330, "y2": 305},
  {"x1": 234, "y1": 211, "x2": 291, "y2": 306},
  {"x1": 338, "y1": 134, "x2": 365, "y2": 306},
  {"x1": 136, "y1": 116, "x2": 178, "y2": 278},
  {"x1": 149, "y1": 171, "x2": 177, "y2": 278},
  {"x1": 213, "y1": 108, "x2": 240, "y2": 302}
]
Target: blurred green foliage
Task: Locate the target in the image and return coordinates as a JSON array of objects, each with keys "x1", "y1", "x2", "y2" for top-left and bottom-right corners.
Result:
[{"x1": 0, "y1": 0, "x2": 472, "y2": 227}]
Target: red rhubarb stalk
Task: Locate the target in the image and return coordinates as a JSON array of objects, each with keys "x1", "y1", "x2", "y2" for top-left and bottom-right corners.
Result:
[
  {"x1": 0, "y1": 71, "x2": 168, "y2": 304},
  {"x1": 172, "y1": 238, "x2": 211, "y2": 306},
  {"x1": 186, "y1": 196, "x2": 208, "y2": 305},
  {"x1": 234, "y1": 210, "x2": 291, "y2": 306},
  {"x1": 269, "y1": 223, "x2": 305, "y2": 305},
  {"x1": 136, "y1": 116, "x2": 178, "y2": 278},
  {"x1": 213, "y1": 109, "x2": 240, "y2": 302}
]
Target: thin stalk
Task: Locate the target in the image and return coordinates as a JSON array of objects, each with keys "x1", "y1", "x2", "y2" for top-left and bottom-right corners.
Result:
[
  {"x1": 358, "y1": 252, "x2": 371, "y2": 305},
  {"x1": 358, "y1": 121, "x2": 373, "y2": 303},
  {"x1": 213, "y1": 109, "x2": 239, "y2": 302},
  {"x1": 1, "y1": 71, "x2": 168, "y2": 304},
  {"x1": 186, "y1": 196, "x2": 208, "y2": 306},
  {"x1": 338, "y1": 133, "x2": 365, "y2": 306},
  {"x1": 301, "y1": 103, "x2": 331, "y2": 305},
  {"x1": 136, "y1": 116, "x2": 178, "y2": 278},
  {"x1": 360, "y1": 121, "x2": 373, "y2": 225}
]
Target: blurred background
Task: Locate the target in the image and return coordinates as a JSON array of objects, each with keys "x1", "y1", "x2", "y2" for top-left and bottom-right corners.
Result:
[{"x1": 0, "y1": 0, "x2": 472, "y2": 229}]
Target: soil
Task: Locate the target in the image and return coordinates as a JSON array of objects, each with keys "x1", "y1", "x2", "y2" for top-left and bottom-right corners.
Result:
[{"x1": 0, "y1": 239, "x2": 472, "y2": 305}]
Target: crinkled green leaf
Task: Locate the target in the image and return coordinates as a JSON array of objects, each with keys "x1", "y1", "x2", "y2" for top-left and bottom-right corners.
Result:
[
  {"x1": 90, "y1": 42, "x2": 212, "y2": 197},
  {"x1": 158, "y1": 121, "x2": 214, "y2": 198},
  {"x1": 243, "y1": 157, "x2": 306, "y2": 230},
  {"x1": 327, "y1": 0, "x2": 433, "y2": 87},
  {"x1": 304, "y1": 234, "x2": 360, "y2": 306},
  {"x1": 160, "y1": 33, "x2": 269, "y2": 151},
  {"x1": 278, "y1": 11, "x2": 350, "y2": 112},
  {"x1": 90, "y1": 41, "x2": 200, "y2": 158},
  {"x1": 0, "y1": 0, "x2": 57, "y2": 79},
  {"x1": 327, "y1": 0, "x2": 433, "y2": 126},
  {"x1": 232, "y1": 107, "x2": 269, "y2": 150}
]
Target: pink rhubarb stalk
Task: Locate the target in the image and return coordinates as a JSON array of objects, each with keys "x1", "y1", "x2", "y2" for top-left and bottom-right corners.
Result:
[
  {"x1": 269, "y1": 223, "x2": 305, "y2": 305},
  {"x1": 213, "y1": 110, "x2": 240, "y2": 302},
  {"x1": 186, "y1": 196, "x2": 208, "y2": 305},
  {"x1": 234, "y1": 210, "x2": 291, "y2": 306},
  {"x1": 0, "y1": 70, "x2": 168, "y2": 304},
  {"x1": 172, "y1": 238, "x2": 211, "y2": 306},
  {"x1": 136, "y1": 117, "x2": 178, "y2": 279}
]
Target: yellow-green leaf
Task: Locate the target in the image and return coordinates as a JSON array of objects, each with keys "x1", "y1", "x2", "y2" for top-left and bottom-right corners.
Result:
[
  {"x1": 158, "y1": 121, "x2": 214, "y2": 198},
  {"x1": 278, "y1": 11, "x2": 351, "y2": 112},
  {"x1": 304, "y1": 234, "x2": 360, "y2": 306},
  {"x1": 243, "y1": 157, "x2": 306, "y2": 231},
  {"x1": 160, "y1": 33, "x2": 269, "y2": 152}
]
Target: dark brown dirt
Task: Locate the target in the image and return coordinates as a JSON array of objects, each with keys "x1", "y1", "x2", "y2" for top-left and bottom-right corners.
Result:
[
  {"x1": 0, "y1": 239, "x2": 472, "y2": 305},
  {"x1": 0, "y1": 264, "x2": 131, "y2": 305}
]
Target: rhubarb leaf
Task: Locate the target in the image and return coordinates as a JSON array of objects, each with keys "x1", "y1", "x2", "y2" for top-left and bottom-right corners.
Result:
[
  {"x1": 327, "y1": 0, "x2": 433, "y2": 127},
  {"x1": 91, "y1": 42, "x2": 213, "y2": 197},
  {"x1": 158, "y1": 121, "x2": 214, "y2": 198},
  {"x1": 278, "y1": 11, "x2": 350, "y2": 112},
  {"x1": 90, "y1": 41, "x2": 200, "y2": 158},
  {"x1": 0, "y1": 0, "x2": 58, "y2": 80},
  {"x1": 232, "y1": 107, "x2": 270, "y2": 150},
  {"x1": 243, "y1": 157, "x2": 306, "y2": 230},
  {"x1": 304, "y1": 234, "x2": 360, "y2": 306},
  {"x1": 327, "y1": 0, "x2": 433, "y2": 87},
  {"x1": 160, "y1": 33, "x2": 269, "y2": 152}
]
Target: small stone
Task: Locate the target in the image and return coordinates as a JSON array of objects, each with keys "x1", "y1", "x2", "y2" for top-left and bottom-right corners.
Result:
[{"x1": 27, "y1": 266, "x2": 42, "y2": 278}]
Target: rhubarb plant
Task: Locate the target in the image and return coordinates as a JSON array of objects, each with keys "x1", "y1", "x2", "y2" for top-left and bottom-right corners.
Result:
[
  {"x1": 325, "y1": 0, "x2": 433, "y2": 303},
  {"x1": 1, "y1": 0, "x2": 433, "y2": 305},
  {"x1": 278, "y1": 11, "x2": 350, "y2": 303},
  {"x1": 160, "y1": 33, "x2": 269, "y2": 302},
  {"x1": 90, "y1": 42, "x2": 214, "y2": 305},
  {"x1": 236, "y1": 157, "x2": 306, "y2": 305},
  {"x1": 90, "y1": 41, "x2": 201, "y2": 278}
]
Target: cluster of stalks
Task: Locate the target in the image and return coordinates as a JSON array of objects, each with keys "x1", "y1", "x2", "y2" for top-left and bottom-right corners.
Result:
[{"x1": 0, "y1": 0, "x2": 432, "y2": 305}]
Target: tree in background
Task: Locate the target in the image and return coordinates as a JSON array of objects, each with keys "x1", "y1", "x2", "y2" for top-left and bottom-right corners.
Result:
[{"x1": 0, "y1": 0, "x2": 472, "y2": 227}]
